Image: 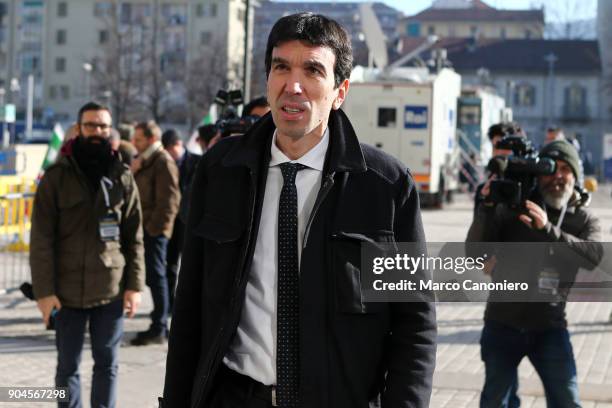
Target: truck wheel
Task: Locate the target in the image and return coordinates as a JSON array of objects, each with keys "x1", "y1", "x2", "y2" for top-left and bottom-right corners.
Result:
[{"x1": 433, "y1": 174, "x2": 445, "y2": 209}]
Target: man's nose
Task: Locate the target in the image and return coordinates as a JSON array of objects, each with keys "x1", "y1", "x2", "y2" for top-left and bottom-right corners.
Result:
[{"x1": 284, "y1": 74, "x2": 303, "y2": 94}]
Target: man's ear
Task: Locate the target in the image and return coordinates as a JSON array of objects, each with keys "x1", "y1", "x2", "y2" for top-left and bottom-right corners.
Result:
[{"x1": 332, "y1": 79, "x2": 350, "y2": 110}]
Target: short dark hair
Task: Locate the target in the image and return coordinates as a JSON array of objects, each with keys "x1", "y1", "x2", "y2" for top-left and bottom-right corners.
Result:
[
  {"x1": 242, "y1": 96, "x2": 269, "y2": 118},
  {"x1": 197, "y1": 124, "x2": 218, "y2": 144},
  {"x1": 161, "y1": 129, "x2": 182, "y2": 148},
  {"x1": 265, "y1": 13, "x2": 353, "y2": 89},
  {"x1": 135, "y1": 120, "x2": 162, "y2": 140},
  {"x1": 77, "y1": 101, "x2": 111, "y2": 124},
  {"x1": 487, "y1": 122, "x2": 524, "y2": 141}
]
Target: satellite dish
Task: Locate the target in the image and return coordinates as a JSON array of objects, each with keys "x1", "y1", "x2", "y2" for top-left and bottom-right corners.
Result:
[{"x1": 359, "y1": 2, "x2": 388, "y2": 69}]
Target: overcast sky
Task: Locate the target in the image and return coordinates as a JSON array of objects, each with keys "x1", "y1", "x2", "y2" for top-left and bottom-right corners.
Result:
[{"x1": 277, "y1": 0, "x2": 597, "y2": 22}]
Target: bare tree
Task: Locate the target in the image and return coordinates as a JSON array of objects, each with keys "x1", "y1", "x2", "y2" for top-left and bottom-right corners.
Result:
[
  {"x1": 531, "y1": 0, "x2": 596, "y2": 39},
  {"x1": 138, "y1": 2, "x2": 190, "y2": 123},
  {"x1": 91, "y1": 1, "x2": 144, "y2": 124},
  {"x1": 184, "y1": 41, "x2": 231, "y2": 130}
]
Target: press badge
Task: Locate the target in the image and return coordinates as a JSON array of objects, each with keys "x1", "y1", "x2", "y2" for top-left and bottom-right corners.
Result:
[
  {"x1": 99, "y1": 212, "x2": 120, "y2": 242},
  {"x1": 538, "y1": 268, "x2": 560, "y2": 295}
]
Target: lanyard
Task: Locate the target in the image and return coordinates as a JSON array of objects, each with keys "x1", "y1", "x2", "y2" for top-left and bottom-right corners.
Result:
[
  {"x1": 542, "y1": 202, "x2": 567, "y2": 230},
  {"x1": 556, "y1": 204, "x2": 567, "y2": 229},
  {"x1": 100, "y1": 177, "x2": 114, "y2": 209}
]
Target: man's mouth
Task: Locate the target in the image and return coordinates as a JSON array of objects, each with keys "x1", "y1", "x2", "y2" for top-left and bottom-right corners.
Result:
[
  {"x1": 281, "y1": 105, "x2": 306, "y2": 114},
  {"x1": 545, "y1": 182, "x2": 566, "y2": 195}
]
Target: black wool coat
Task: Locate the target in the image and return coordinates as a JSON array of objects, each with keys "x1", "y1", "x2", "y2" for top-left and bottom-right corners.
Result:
[{"x1": 162, "y1": 109, "x2": 437, "y2": 408}]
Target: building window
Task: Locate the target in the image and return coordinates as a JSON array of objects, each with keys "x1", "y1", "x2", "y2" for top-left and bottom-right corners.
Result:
[
  {"x1": 406, "y1": 22, "x2": 420, "y2": 37},
  {"x1": 564, "y1": 84, "x2": 587, "y2": 117},
  {"x1": 514, "y1": 83, "x2": 536, "y2": 107},
  {"x1": 49, "y1": 86, "x2": 57, "y2": 100},
  {"x1": 57, "y1": 2, "x2": 67, "y2": 17},
  {"x1": 500, "y1": 27, "x2": 506, "y2": 39},
  {"x1": 525, "y1": 29, "x2": 532, "y2": 39},
  {"x1": 427, "y1": 26, "x2": 435, "y2": 35},
  {"x1": 60, "y1": 85, "x2": 70, "y2": 99},
  {"x1": 200, "y1": 31, "x2": 212, "y2": 45},
  {"x1": 196, "y1": 3, "x2": 218, "y2": 17},
  {"x1": 120, "y1": 3, "x2": 131, "y2": 24},
  {"x1": 470, "y1": 26, "x2": 478, "y2": 37},
  {"x1": 94, "y1": 2, "x2": 113, "y2": 17},
  {"x1": 55, "y1": 57, "x2": 66, "y2": 73},
  {"x1": 99, "y1": 30, "x2": 109, "y2": 44},
  {"x1": 56, "y1": 29, "x2": 66, "y2": 45},
  {"x1": 21, "y1": 55, "x2": 40, "y2": 72},
  {"x1": 377, "y1": 107, "x2": 397, "y2": 128},
  {"x1": 448, "y1": 25, "x2": 456, "y2": 37}
]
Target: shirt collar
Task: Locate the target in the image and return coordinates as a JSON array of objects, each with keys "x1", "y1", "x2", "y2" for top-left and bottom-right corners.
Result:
[
  {"x1": 269, "y1": 128, "x2": 329, "y2": 171},
  {"x1": 141, "y1": 141, "x2": 162, "y2": 161}
]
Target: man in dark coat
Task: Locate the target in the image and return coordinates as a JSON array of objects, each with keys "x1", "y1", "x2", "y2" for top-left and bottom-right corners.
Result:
[
  {"x1": 467, "y1": 140, "x2": 603, "y2": 407},
  {"x1": 161, "y1": 129, "x2": 201, "y2": 311},
  {"x1": 162, "y1": 13, "x2": 436, "y2": 408}
]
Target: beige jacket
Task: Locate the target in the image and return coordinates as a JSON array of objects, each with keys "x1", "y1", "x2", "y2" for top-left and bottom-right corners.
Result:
[{"x1": 134, "y1": 145, "x2": 181, "y2": 238}]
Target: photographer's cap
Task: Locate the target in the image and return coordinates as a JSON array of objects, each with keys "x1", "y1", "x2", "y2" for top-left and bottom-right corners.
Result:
[{"x1": 539, "y1": 140, "x2": 582, "y2": 182}]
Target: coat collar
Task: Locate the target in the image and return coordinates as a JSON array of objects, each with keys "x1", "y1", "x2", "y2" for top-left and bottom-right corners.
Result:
[
  {"x1": 221, "y1": 109, "x2": 367, "y2": 175},
  {"x1": 138, "y1": 145, "x2": 164, "y2": 172}
]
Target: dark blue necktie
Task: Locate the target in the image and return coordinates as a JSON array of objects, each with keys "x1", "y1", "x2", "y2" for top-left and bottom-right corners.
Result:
[{"x1": 277, "y1": 162, "x2": 307, "y2": 408}]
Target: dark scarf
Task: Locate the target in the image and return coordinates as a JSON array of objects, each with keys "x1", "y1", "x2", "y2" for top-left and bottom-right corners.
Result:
[{"x1": 72, "y1": 136, "x2": 114, "y2": 190}]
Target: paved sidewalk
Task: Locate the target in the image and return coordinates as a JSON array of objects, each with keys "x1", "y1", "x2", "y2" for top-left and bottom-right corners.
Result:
[
  {"x1": 0, "y1": 290, "x2": 165, "y2": 407},
  {"x1": 2, "y1": 292, "x2": 611, "y2": 407}
]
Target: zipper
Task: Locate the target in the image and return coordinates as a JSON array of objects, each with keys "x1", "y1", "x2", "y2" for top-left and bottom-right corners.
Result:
[
  {"x1": 303, "y1": 173, "x2": 335, "y2": 249},
  {"x1": 193, "y1": 169, "x2": 258, "y2": 408}
]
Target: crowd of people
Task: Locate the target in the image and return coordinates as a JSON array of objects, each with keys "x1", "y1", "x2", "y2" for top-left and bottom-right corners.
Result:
[
  {"x1": 29, "y1": 96, "x2": 271, "y2": 406},
  {"x1": 26, "y1": 11, "x2": 605, "y2": 408}
]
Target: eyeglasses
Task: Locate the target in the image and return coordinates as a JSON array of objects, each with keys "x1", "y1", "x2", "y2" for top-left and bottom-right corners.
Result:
[{"x1": 82, "y1": 122, "x2": 112, "y2": 131}]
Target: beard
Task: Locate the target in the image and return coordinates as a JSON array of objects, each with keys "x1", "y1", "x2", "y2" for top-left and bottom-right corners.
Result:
[
  {"x1": 539, "y1": 177, "x2": 575, "y2": 209},
  {"x1": 73, "y1": 135, "x2": 114, "y2": 188}
]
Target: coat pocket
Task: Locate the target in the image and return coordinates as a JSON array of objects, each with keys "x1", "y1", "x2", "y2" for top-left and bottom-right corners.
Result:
[
  {"x1": 331, "y1": 231, "x2": 396, "y2": 314},
  {"x1": 193, "y1": 213, "x2": 245, "y2": 305},
  {"x1": 100, "y1": 241, "x2": 126, "y2": 268},
  {"x1": 194, "y1": 213, "x2": 244, "y2": 244}
]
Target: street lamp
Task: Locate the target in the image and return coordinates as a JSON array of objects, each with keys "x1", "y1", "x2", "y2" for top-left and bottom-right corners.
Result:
[
  {"x1": 544, "y1": 52, "x2": 558, "y2": 125},
  {"x1": 0, "y1": 88, "x2": 6, "y2": 148},
  {"x1": 83, "y1": 62, "x2": 93, "y2": 100},
  {"x1": 9, "y1": 78, "x2": 20, "y2": 103}
]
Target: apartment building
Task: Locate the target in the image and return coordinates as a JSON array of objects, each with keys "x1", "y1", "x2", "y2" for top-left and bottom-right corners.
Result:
[{"x1": 399, "y1": 0, "x2": 544, "y2": 40}]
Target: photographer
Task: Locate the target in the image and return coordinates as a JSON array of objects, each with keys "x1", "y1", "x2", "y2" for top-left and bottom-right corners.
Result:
[{"x1": 467, "y1": 140, "x2": 603, "y2": 407}]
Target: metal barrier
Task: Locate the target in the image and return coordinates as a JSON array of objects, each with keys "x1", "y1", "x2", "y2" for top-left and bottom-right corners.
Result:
[{"x1": 0, "y1": 177, "x2": 36, "y2": 292}]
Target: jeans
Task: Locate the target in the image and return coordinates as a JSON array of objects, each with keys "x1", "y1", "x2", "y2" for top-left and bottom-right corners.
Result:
[
  {"x1": 480, "y1": 320, "x2": 581, "y2": 408},
  {"x1": 144, "y1": 232, "x2": 169, "y2": 335},
  {"x1": 55, "y1": 299, "x2": 124, "y2": 408},
  {"x1": 166, "y1": 218, "x2": 185, "y2": 312}
]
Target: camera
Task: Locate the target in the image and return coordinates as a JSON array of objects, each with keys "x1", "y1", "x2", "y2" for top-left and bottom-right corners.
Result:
[
  {"x1": 213, "y1": 89, "x2": 259, "y2": 138},
  {"x1": 486, "y1": 136, "x2": 556, "y2": 208}
]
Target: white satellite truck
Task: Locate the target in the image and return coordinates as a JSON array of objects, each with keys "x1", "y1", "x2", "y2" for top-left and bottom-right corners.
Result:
[
  {"x1": 342, "y1": 67, "x2": 462, "y2": 206},
  {"x1": 342, "y1": 4, "x2": 462, "y2": 206}
]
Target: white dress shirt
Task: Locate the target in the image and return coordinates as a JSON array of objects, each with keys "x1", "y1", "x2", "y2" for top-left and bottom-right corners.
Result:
[{"x1": 223, "y1": 128, "x2": 330, "y2": 385}]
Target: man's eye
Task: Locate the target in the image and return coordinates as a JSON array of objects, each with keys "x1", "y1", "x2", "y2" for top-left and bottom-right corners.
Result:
[
  {"x1": 307, "y1": 67, "x2": 321, "y2": 75},
  {"x1": 274, "y1": 64, "x2": 288, "y2": 71}
]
